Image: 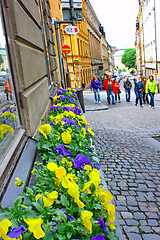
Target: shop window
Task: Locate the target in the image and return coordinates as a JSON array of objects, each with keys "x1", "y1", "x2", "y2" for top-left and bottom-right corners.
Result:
[{"x1": 0, "y1": 7, "x2": 20, "y2": 162}]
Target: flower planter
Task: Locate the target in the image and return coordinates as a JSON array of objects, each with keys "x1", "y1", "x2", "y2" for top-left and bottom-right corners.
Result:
[{"x1": 0, "y1": 88, "x2": 119, "y2": 240}]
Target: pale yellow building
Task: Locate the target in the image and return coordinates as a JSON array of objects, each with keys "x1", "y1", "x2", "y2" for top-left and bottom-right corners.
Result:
[
  {"x1": 113, "y1": 50, "x2": 126, "y2": 71},
  {"x1": 50, "y1": 0, "x2": 91, "y2": 88}
]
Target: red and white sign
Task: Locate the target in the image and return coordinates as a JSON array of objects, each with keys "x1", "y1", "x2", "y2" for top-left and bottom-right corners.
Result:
[
  {"x1": 65, "y1": 25, "x2": 79, "y2": 35},
  {"x1": 62, "y1": 45, "x2": 71, "y2": 54}
]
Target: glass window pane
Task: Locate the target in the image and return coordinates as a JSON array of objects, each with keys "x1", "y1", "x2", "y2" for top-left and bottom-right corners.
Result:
[{"x1": 0, "y1": 6, "x2": 21, "y2": 162}]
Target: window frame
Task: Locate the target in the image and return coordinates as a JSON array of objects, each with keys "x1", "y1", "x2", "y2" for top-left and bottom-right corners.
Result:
[{"x1": 0, "y1": 0, "x2": 26, "y2": 186}]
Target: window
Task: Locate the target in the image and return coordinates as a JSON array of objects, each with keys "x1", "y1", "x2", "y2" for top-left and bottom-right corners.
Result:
[{"x1": 0, "y1": 6, "x2": 20, "y2": 162}]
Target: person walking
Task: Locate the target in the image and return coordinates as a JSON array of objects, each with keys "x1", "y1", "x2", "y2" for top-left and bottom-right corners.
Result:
[
  {"x1": 134, "y1": 75, "x2": 144, "y2": 107},
  {"x1": 114, "y1": 79, "x2": 121, "y2": 103},
  {"x1": 90, "y1": 75, "x2": 102, "y2": 104},
  {"x1": 104, "y1": 72, "x2": 116, "y2": 105},
  {"x1": 146, "y1": 75, "x2": 158, "y2": 109},
  {"x1": 142, "y1": 77, "x2": 149, "y2": 104},
  {"x1": 124, "y1": 77, "x2": 132, "y2": 102}
]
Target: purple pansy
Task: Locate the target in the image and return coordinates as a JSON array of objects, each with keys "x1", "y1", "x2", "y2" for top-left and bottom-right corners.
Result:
[
  {"x1": 91, "y1": 234, "x2": 105, "y2": 240},
  {"x1": 92, "y1": 162, "x2": 100, "y2": 170},
  {"x1": 51, "y1": 222, "x2": 58, "y2": 232},
  {"x1": 73, "y1": 154, "x2": 91, "y2": 170},
  {"x1": 8, "y1": 225, "x2": 27, "y2": 238},
  {"x1": 74, "y1": 106, "x2": 81, "y2": 115},
  {"x1": 97, "y1": 218, "x2": 109, "y2": 236},
  {"x1": 54, "y1": 144, "x2": 72, "y2": 156},
  {"x1": 61, "y1": 208, "x2": 74, "y2": 221},
  {"x1": 88, "y1": 147, "x2": 94, "y2": 152}
]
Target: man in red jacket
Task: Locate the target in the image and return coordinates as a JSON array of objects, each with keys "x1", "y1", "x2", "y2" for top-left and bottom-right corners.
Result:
[{"x1": 104, "y1": 72, "x2": 116, "y2": 105}]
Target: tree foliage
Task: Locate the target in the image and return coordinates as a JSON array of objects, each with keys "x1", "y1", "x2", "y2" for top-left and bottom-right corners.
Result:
[
  {"x1": 0, "y1": 54, "x2": 3, "y2": 66},
  {"x1": 121, "y1": 48, "x2": 137, "y2": 69}
]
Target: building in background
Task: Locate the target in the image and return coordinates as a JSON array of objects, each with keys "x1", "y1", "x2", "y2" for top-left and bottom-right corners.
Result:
[
  {"x1": 50, "y1": 0, "x2": 91, "y2": 89},
  {"x1": 113, "y1": 50, "x2": 126, "y2": 71},
  {"x1": 101, "y1": 34, "x2": 109, "y2": 76},
  {"x1": 85, "y1": 0, "x2": 103, "y2": 81},
  {"x1": 136, "y1": 0, "x2": 160, "y2": 90},
  {"x1": 0, "y1": 48, "x2": 8, "y2": 70}
]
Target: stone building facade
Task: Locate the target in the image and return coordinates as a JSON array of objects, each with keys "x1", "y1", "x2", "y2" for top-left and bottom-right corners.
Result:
[
  {"x1": 85, "y1": 0, "x2": 103, "y2": 79},
  {"x1": 0, "y1": 0, "x2": 58, "y2": 191}
]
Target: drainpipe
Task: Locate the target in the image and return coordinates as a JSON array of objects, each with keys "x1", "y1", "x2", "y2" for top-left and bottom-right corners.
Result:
[
  {"x1": 154, "y1": 0, "x2": 158, "y2": 83},
  {"x1": 142, "y1": 3, "x2": 146, "y2": 76}
]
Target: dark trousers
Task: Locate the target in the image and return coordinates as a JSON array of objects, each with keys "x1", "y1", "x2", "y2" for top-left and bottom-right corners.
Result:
[
  {"x1": 135, "y1": 91, "x2": 142, "y2": 106},
  {"x1": 115, "y1": 92, "x2": 121, "y2": 101},
  {"x1": 142, "y1": 92, "x2": 149, "y2": 104},
  {"x1": 149, "y1": 92, "x2": 155, "y2": 107}
]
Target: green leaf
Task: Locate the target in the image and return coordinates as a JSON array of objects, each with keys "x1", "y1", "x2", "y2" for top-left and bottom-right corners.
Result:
[
  {"x1": 57, "y1": 223, "x2": 65, "y2": 234},
  {"x1": 60, "y1": 195, "x2": 69, "y2": 207},
  {"x1": 94, "y1": 203, "x2": 102, "y2": 210},
  {"x1": 66, "y1": 231, "x2": 72, "y2": 238},
  {"x1": 14, "y1": 196, "x2": 22, "y2": 210},
  {"x1": 0, "y1": 213, "x2": 9, "y2": 221},
  {"x1": 37, "y1": 176, "x2": 48, "y2": 185},
  {"x1": 112, "y1": 235, "x2": 119, "y2": 240},
  {"x1": 22, "y1": 208, "x2": 37, "y2": 218},
  {"x1": 55, "y1": 209, "x2": 67, "y2": 222},
  {"x1": 32, "y1": 202, "x2": 44, "y2": 213},
  {"x1": 55, "y1": 233, "x2": 66, "y2": 240}
]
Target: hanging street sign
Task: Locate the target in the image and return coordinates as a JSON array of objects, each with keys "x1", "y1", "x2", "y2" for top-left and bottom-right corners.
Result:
[
  {"x1": 65, "y1": 25, "x2": 79, "y2": 35},
  {"x1": 62, "y1": 45, "x2": 71, "y2": 54}
]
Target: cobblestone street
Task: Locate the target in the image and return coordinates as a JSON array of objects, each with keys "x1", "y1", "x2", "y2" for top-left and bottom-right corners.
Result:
[{"x1": 84, "y1": 89, "x2": 160, "y2": 240}]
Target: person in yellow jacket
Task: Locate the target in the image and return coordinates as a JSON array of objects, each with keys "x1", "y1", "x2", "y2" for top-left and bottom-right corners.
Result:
[{"x1": 146, "y1": 75, "x2": 158, "y2": 109}]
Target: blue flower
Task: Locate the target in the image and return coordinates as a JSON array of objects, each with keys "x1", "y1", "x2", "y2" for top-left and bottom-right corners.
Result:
[
  {"x1": 61, "y1": 208, "x2": 74, "y2": 221},
  {"x1": 73, "y1": 154, "x2": 91, "y2": 170},
  {"x1": 8, "y1": 225, "x2": 27, "y2": 238},
  {"x1": 91, "y1": 234, "x2": 105, "y2": 240},
  {"x1": 51, "y1": 222, "x2": 57, "y2": 232},
  {"x1": 92, "y1": 162, "x2": 100, "y2": 170},
  {"x1": 97, "y1": 218, "x2": 109, "y2": 236},
  {"x1": 54, "y1": 144, "x2": 72, "y2": 156}
]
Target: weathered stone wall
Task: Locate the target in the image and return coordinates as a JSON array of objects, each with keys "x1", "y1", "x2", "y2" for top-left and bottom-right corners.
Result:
[{"x1": 7, "y1": 0, "x2": 58, "y2": 135}]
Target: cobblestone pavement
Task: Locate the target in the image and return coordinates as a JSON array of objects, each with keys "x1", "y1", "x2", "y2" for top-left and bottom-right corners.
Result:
[{"x1": 84, "y1": 90, "x2": 160, "y2": 240}]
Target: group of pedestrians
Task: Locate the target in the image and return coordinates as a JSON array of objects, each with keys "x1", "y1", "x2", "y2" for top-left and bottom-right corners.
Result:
[{"x1": 90, "y1": 72, "x2": 158, "y2": 108}]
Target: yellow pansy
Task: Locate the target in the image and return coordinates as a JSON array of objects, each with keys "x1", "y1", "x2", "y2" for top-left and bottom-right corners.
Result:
[
  {"x1": 15, "y1": 177, "x2": 23, "y2": 187},
  {"x1": 67, "y1": 182, "x2": 79, "y2": 199},
  {"x1": 84, "y1": 165, "x2": 92, "y2": 172},
  {"x1": 38, "y1": 124, "x2": 52, "y2": 139},
  {"x1": 23, "y1": 218, "x2": 45, "y2": 239},
  {"x1": 0, "y1": 219, "x2": 12, "y2": 239},
  {"x1": 61, "y1": 158, "x2": 73, "y2": 167},
  {"x1": 80, "y1": 128, "x2": 86, "y2": 138},
  {"x1": 47, "y1": 162, "x2": 58, "y2": 172},
  {"x1": 74, "y1": 197, "x2": 84, "y2": 208},
  {"x1": 88, "y1": 128, "x2": 94, "y2": 136},
  {"x1": 106, "y1": 204, "x2": 116, "y2": 229},
  {"x1": 35, "y1": 191, "x2": 58, "y2": 208},
  {"x1": 0, "y1": 124, "x2": 14, "y2": 139},
  {"x1": 67, "y1": 127, "x2": 72, "y2": 133},
  {"x1": 61, "y1": 131, "x2": 71, "y2": 144},
  {"x1": 1, "y1": 111, "x2": 16, "y2": 118},
  {"x1": 89, "y1": 169, "x2": 101, "y2": 187},
  {"x1": 81, "y1": 210, "x2": 93, "y2": 234},
  {"x1": 55, "y1": 166, "x2": 66, "y2": 182},
  {"x1": 82, "y1": 181, "x2": 92, "y2": 194}
]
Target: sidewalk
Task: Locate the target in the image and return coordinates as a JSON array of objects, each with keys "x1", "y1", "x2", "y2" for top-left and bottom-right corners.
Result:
[{"x1": 84, "y1": 91, "x2": 160, "y2": 240}]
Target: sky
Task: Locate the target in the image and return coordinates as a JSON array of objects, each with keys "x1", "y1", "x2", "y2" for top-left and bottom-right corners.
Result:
[{"x1": 89, "y1": 0, "x2": 139, "y2": 49}]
